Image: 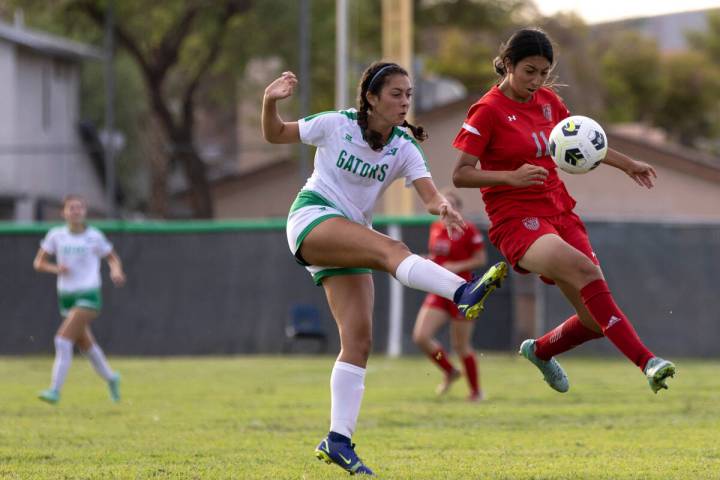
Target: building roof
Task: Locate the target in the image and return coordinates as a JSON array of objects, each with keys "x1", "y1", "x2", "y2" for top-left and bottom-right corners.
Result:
[{"x1": 0, "y1": 19, "x2": 103, "y2": 61}]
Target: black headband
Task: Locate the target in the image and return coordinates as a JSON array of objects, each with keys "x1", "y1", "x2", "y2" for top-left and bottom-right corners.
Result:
[{"x1": 367, "y1": 65, "x2": 395, "y2": 92}]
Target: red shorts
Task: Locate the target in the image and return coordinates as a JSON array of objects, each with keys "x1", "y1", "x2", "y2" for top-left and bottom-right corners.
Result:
[
  {"x1": 421, "y1": 293, "x2": 467, "y2": 321},
  {"x1": 488, "y1": 211, "x2": 599, "y2": 285}
]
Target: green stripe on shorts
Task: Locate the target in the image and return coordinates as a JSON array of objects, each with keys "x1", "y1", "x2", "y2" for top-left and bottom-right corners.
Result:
[
  {"x1": 290, "y1": 190, "x2": 340, "y2": 213},
  {"x1": 58, "y1": 289, "x2": 102, "y2": 317},
  {"x1": 312, "y1": 268, "x2": 372, "y2": 286}
]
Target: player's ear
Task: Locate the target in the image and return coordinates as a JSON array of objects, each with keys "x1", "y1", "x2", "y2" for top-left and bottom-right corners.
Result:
[
  {"x1": 504, "y1": 58, "x2": 514, "y2": 75},
  {"x1": 367, "y1": 91, "x2": 379, "y2": 109}
]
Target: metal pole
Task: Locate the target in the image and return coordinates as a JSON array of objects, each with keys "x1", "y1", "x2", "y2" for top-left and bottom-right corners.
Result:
[
  {"x1": 103, "y1": 0, "x2": 116, "y2": 218},
  {"x1": 298, "y1": 0, "x2": 311, "y2": 180},
  {"x1": 387, "y1": 223, "x2": 404, "y2": 357},
  {"x1": 335, "y1": 0, "x2": 348, "y2": 109}
]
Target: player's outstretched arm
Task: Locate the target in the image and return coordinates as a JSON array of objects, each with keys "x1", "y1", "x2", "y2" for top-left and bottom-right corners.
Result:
[
  {"x1": 603, "y1": 148, "x2": 657, "y2": 189},
  {"x1": 262, "y1": 71, "x2": 301, "y2": 144},
  {"x1": 413, "y1": 177, "x2": 465, "y2": 238}
]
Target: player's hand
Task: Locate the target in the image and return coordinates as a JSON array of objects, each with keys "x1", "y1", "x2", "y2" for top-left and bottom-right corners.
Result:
[
  {"x1": 264, "y1": 71, "x2": 298, "y2": 102},
  {"x1": 56, "y1": 264, "x2": 69, "y2": 276},
  {"x1": 625, "y1": 160, "x2": 657, "y2": 189},
  {"x1": 507, "y1": 163, "x2": 548, "y2": 187},
  {"x1": 110, "y1": 268, "x2": 126, "y2": 287},
  {"x1": 440, "y1": 202, "x2": 466, "y2": 239}
]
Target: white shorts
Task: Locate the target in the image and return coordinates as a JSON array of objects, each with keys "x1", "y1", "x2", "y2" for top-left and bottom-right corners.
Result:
[{"x1": 286, "y1": 190, "x2": 372, "y2": 285}]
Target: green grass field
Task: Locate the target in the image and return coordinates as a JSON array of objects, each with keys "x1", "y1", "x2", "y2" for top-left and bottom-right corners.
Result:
[{"x1": 1, "y1": 355, "x2": 718, "y2": 479}]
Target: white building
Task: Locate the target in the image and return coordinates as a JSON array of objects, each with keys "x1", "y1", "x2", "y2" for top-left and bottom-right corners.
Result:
[{"x1": 0, "y1": 18, "x2": 106, "y2": 220}]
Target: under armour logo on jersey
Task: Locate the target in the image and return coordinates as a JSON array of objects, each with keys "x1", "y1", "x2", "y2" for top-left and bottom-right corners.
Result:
[
  {"x1": 344, "y1": 133, "x2": 353, "y2": 142},
  {"x1": 508, "y1": 115, "x2": 517, "y2": 122}
]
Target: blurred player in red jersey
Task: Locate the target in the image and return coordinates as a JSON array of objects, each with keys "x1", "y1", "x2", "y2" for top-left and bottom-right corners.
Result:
[
  {"x1": 412, "y1": 190, "x2": 488, "y2": 401},
  {"x1": 451, "y1": 28, "x2": 676, "y2": 394}
]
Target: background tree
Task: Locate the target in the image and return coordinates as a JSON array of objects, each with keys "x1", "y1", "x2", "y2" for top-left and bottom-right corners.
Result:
[
  {"x1": 1, "y1": 0, "x2": 254, "y2": 218},
  {"x1": 684, "y1": 11, "x2": 720, "y2": 151},
  {"x1": 417, "y1": 0, "x2": 536, "y2": 93},
  {"x1": 655, "y1": 52, "x2": 720, "y2": 147},
  {"x1": 71, "y1": 0, "x2": 253, "y2": 218},
  {"x1": 598, "y1": 32, "x2": 663, "y2": 123}
]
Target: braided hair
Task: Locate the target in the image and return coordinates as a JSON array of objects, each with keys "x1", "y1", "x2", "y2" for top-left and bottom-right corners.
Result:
[{"x1": 356, "y1": 61, "x2": 428, "y2": 151}]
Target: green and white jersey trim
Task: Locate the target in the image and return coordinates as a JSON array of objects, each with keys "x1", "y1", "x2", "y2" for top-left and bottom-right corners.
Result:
[{"x1": 298, "y1": 108, "x2": 431, "y2": 226}]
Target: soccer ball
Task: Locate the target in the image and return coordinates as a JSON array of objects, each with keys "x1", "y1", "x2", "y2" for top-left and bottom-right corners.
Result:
[{"x1": 548, "y1": 115, "x2": 608, "y2": 174}]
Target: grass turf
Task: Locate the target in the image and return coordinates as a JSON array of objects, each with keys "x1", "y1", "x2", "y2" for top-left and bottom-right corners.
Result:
[{"x1": 1, "y1": 355, "x2": 718, "y2": 479}]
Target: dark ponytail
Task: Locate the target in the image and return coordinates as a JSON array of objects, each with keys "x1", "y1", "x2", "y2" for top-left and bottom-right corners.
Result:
[{"x1": 357, "y1": 61, "x2": 428, "y2": 151}]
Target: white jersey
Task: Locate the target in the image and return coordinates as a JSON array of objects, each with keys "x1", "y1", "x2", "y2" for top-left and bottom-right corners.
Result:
[
  {"x1": 40, "y1": 225, "x2": 113, "y2": 293},
  {"x1": 298, "y1": 109, "x2": 431, "y2": 225}
]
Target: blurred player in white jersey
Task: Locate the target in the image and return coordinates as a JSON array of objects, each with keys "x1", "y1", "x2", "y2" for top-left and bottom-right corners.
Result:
[{"x1": 33, "y1": 195, "x2": 126, "y2": 404}]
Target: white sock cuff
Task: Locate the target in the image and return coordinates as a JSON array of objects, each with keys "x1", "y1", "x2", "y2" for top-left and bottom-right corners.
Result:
[
  {"x1": 394, "y1": 254, "x2": 423, "y2": 285},
  {"x1": 54, "y1": 336, "x2": 73, "y2": 351},
  {"x1": 334, "y1": 361, "x2": 366, "y2": 378}
]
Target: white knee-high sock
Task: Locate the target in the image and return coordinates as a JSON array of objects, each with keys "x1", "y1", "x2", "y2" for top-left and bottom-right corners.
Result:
[
  {"x1": 395, "y1": 254, "x2": 466, "y2": 300},
  {"x1": 50, "y1": 336, "x2": 74, "y2": 392},
  {"x1": 329, "y1": 361, "x2": 366, "y2": 438},
  {"x1": 84, "y1": 344, "x2": 115, "y2": 381}
]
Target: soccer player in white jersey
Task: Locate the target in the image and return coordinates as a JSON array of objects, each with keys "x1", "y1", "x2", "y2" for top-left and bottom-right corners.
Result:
[
  {"x1": 33, "y1": 194, "x2": 126, "y2": 405},
  {"x1": 262, "y1": 62, "x2": 508, "y2": 476}
]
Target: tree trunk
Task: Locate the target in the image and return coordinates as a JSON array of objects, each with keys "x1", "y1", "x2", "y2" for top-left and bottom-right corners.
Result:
[
  {"x1": 172, "y1": 138, "x2": 214, "y2": 219},
  {"x1": 145, "y1": 115, "x2": 169, "y2": 218}
]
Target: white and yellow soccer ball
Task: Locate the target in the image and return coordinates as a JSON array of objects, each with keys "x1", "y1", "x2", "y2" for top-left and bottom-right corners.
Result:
[{"x1": 548, "y1": 115, "x2": 608, "y2": 174}]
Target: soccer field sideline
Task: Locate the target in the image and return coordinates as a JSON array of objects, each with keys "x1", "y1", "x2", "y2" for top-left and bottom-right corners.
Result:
[{"x1": 1, "y1": 355, "x2": 718, "y2": 479}]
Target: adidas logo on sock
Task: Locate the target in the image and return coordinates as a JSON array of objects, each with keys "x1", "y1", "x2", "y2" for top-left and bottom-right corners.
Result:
[{"x1": 607, "y1": 315, "x2": 621, "y2": 328}]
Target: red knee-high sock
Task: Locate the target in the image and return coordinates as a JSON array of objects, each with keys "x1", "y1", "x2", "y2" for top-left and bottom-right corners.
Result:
[
  {"x1": 429, "y1": 347, "x2": 455, "y2": 375},
  {"x1": 534, "y1": 314, "x2": 604, "y2": 361},
  {"x1": 580, "y1": 279, "x2": 654, "y2": 370},
  {"x1": 461, "y1": 353, "x2": 480, "y2": 395}
]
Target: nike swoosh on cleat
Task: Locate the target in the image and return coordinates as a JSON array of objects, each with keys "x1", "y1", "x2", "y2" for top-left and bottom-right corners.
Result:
[
  {"x1": 338, "y1": 452, "x2": 353, "y2": 464},
  {"x1": 470, "y1": 281, "x2": 487, "y2": 294}
]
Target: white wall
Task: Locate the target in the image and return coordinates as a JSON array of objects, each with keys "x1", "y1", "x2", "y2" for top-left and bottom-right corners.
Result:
[
  {"x1": 10, "y1": 47, "x2": 105, "y2": 214},
  {"x1": 0, "y1": 41, "x2": 17, "y2": 193}
]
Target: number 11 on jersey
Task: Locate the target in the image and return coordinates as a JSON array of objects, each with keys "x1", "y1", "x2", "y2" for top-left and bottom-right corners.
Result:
[{"x1": 531, "y1": 131, "x2": 551, "y2": 158}]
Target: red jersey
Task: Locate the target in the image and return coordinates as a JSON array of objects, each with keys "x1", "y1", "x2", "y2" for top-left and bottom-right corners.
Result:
[
  {"x1": 428, "y1": 221, "x2": 485, "y2": 281},
  {"x1": 452, "y1": 85, "x2": 576, "y2": 226}
]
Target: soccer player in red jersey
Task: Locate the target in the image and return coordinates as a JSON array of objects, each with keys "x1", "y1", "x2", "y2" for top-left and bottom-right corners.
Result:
[
  {"x1": 412, "y1": 190, "x2": 488, "y2": 401},
  {"x1": 451, "y1": 28, "x2": 676, "y2": 394}
]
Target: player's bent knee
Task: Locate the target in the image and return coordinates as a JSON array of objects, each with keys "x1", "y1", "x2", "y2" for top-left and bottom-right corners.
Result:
[
  {"x1": 412, "y1": 330, "x2": 428, "y2": 346},
  {"x1": 352, "y1": 336, "x2": 372, "y2": 361},
  {"x1": 576, "y1": 260, "x2": 602, "y2": 284},
  {"x1": 380, "y1": 239, "x2": 411, "y2": 272}
]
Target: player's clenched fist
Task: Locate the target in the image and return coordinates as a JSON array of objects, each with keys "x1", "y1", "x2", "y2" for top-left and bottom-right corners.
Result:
[{"x1": 264, "y1": 71, "x2": 298, "y2": 101}]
